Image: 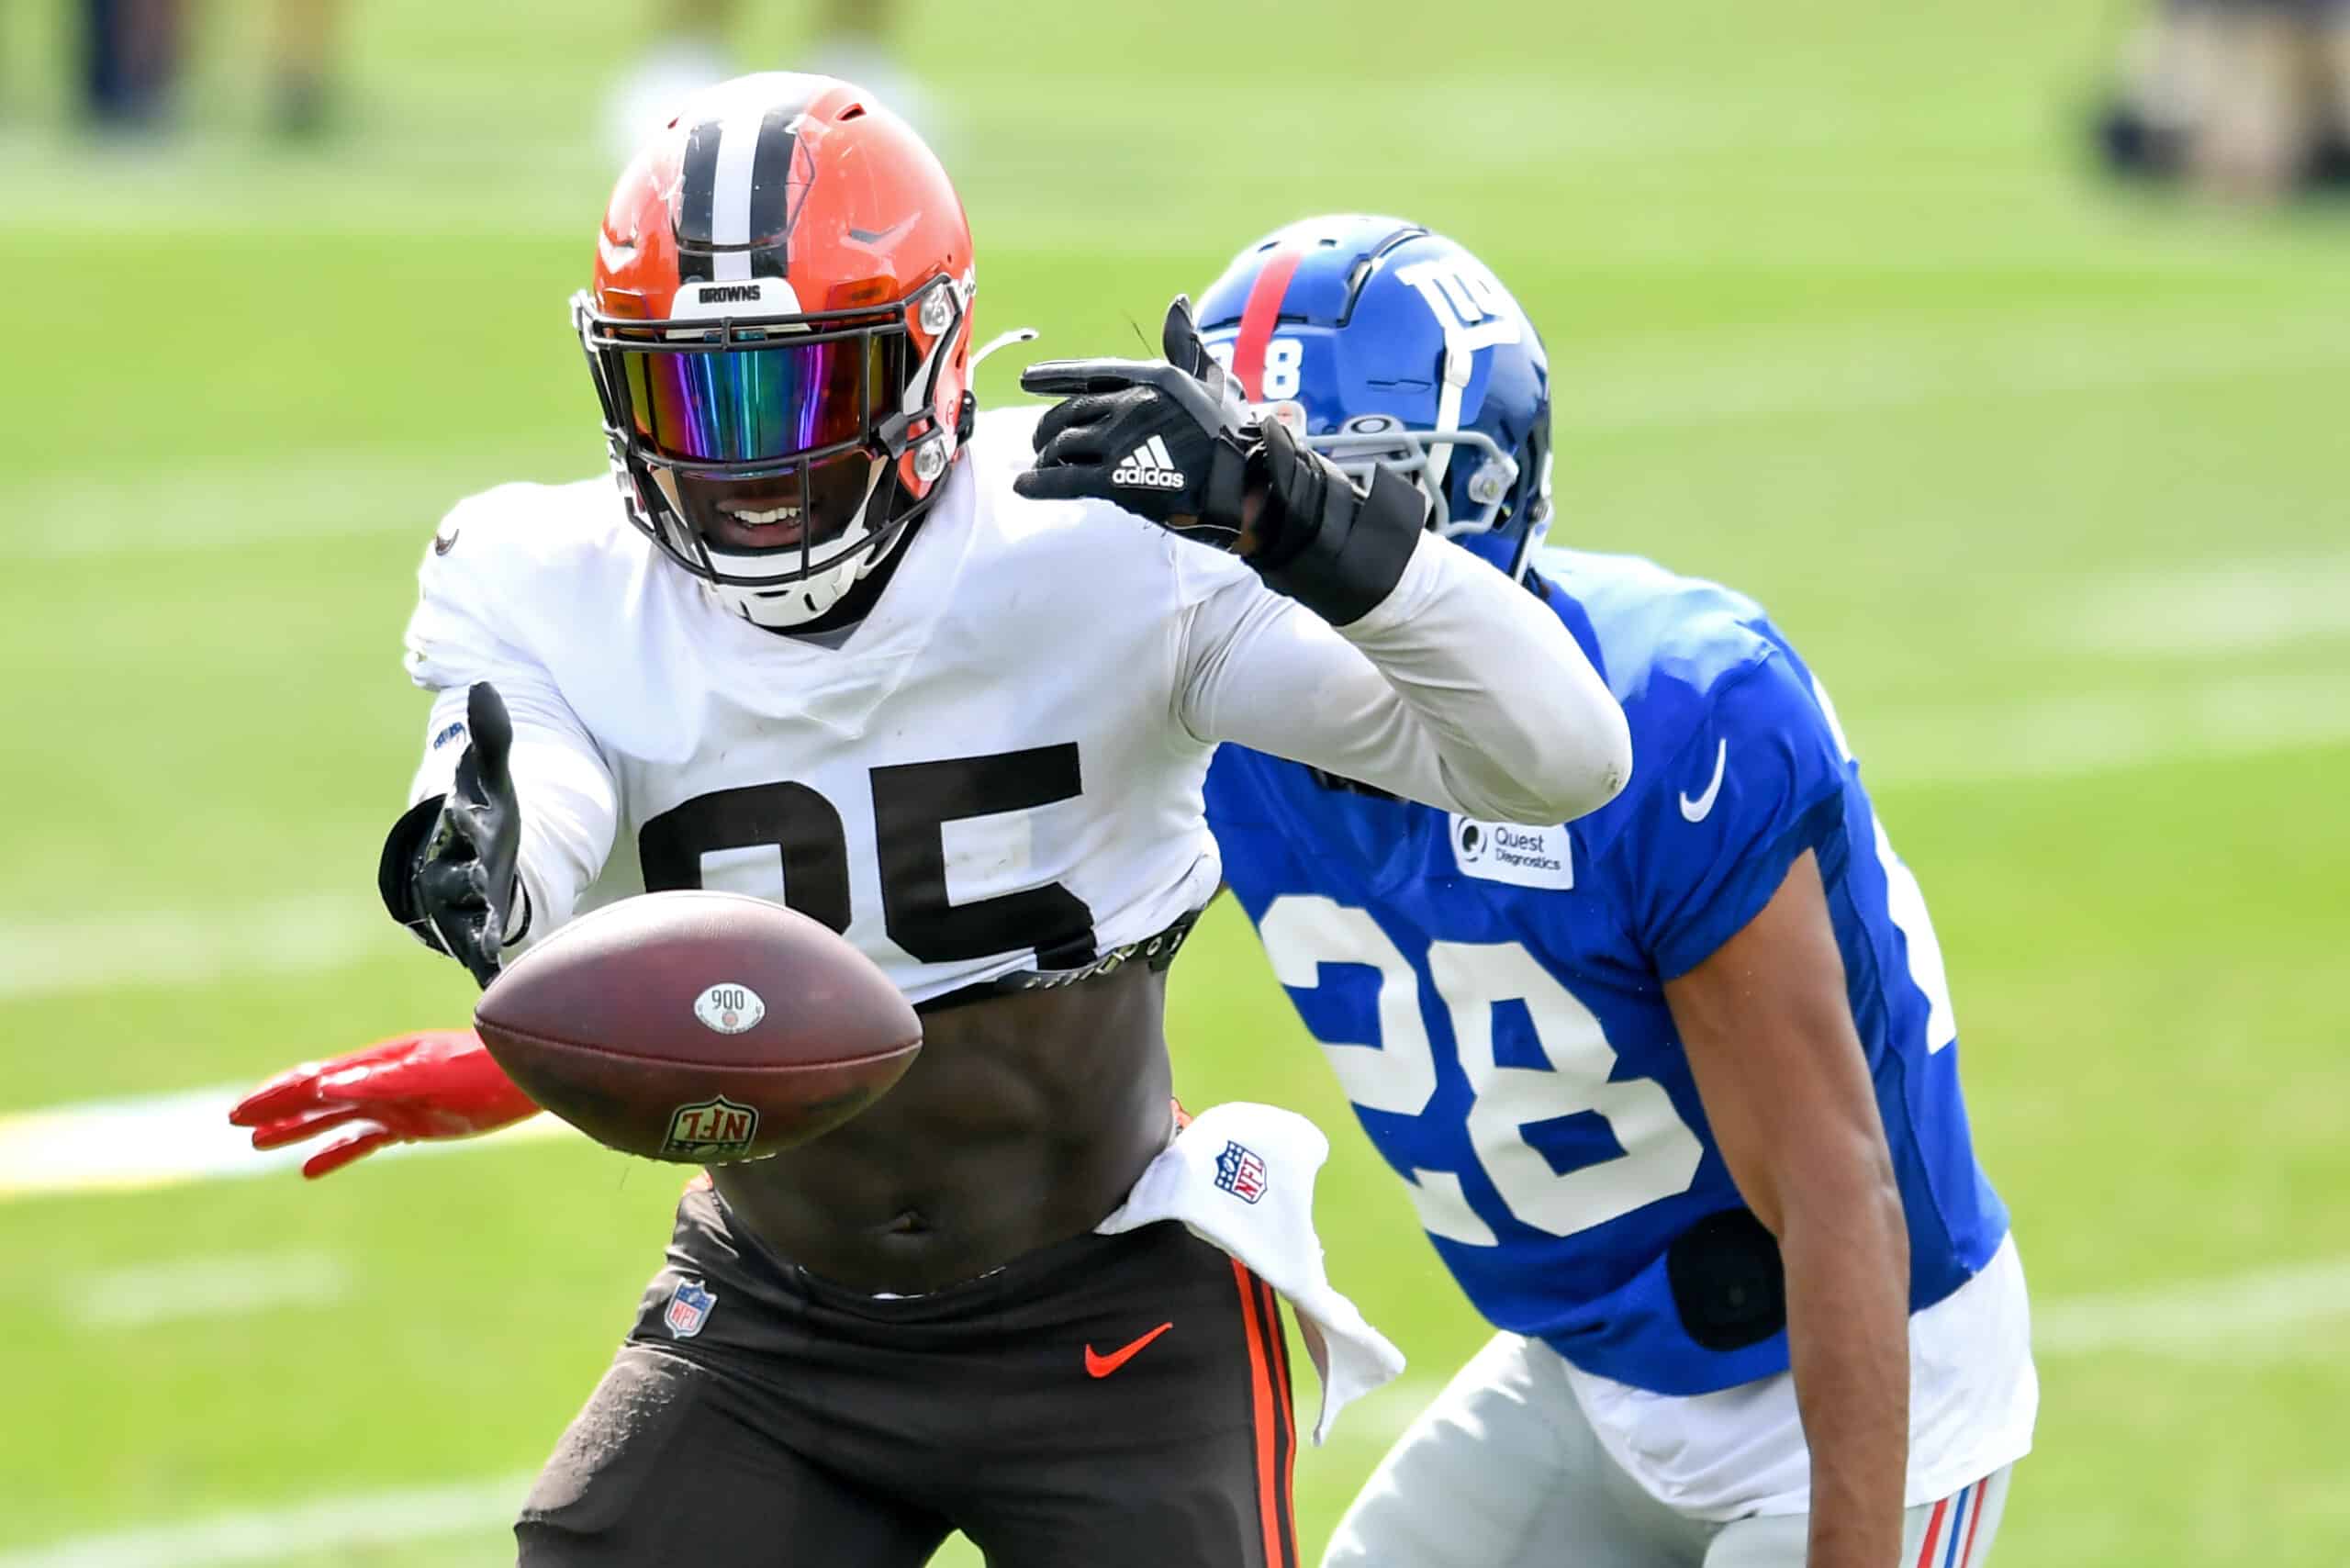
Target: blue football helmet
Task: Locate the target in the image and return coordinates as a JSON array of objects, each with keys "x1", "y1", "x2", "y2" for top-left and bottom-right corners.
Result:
[{"x1": 1194, "y1": 215, "x2": 1553, "y2": 579}]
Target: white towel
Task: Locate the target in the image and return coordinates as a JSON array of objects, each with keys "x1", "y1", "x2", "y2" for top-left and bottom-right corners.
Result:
[{"x1": 1096, "y1": 1101, "x2": 1406, "y2": 1444}]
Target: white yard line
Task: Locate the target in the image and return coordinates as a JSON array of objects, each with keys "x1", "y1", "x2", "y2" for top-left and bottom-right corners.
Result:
[
  {"x1": 0, "y1": 1082, "x2": 570, "y2": 1202},
  {"x1": 3, "y1": 449, "x2": 585, "y2": 561},
  {"x1": 1860, "y1": 667, "x2": 2350, "y2": 788},
  {"x1": 2056, "y1": 550, "x2": 2350, "y2": 658},
  {"x1": 2032, "y1": 1256, "x2": 2350, "y2": 1358},
  {"x1": 0, "y1": 896, "x2": 390, "y2": 1003},
  {"x1": 0, "y1": 1473, "x2": 539, "y2": 1568},
  {"x1": 1557, "y1": 312, "x2": 2350, "y2": 437},
  {"x1": 69, "y1": 1251, "x2": 352, "y2": 1330},
  {"x1": 6, "y1": 1252, "x2": 2348, "y2": 1565}
]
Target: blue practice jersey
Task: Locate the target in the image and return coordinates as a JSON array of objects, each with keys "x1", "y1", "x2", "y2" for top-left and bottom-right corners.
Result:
[{"x1": 1203, "y1": 546, "x2": 2009, "y2": 1396}]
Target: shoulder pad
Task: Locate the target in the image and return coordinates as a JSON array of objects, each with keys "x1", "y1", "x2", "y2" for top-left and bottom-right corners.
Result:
[
  {"x1": 406, "y1": 477, "x2": 632, "y2": 689},
  {"x1": 1531, "y1": 547, "x2": 1812, "y2": 851}
]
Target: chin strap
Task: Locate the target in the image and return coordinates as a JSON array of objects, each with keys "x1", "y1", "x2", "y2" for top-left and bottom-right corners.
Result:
[{"x1": 970, "y1": 327, "x2": 1039, "y2": 375}]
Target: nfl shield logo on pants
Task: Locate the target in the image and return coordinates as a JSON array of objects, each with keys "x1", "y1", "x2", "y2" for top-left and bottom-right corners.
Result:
[{"x1": 663, "y1": 1279, "x2": 716, "y2": 1339}]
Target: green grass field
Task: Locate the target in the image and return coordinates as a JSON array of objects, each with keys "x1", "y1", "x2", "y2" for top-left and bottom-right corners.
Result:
[{"x1": 3, "y1": 0, "x2": 2347, "y2": 1562}]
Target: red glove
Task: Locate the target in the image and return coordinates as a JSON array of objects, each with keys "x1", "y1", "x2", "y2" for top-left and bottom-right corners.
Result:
[{"x1": 229, "y1": 1028, "x2": 540, "y2": 1179}]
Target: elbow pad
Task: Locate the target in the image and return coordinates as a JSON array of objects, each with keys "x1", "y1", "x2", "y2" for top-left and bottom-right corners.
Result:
[{"x1": 1245, "y1": 419, "x2": 1426, "y2": 627}]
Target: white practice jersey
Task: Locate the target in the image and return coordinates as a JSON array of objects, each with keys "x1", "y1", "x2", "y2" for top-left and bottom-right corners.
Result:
[{"x1": 399, "y1": 406, "x2": 1628, "y2": 1007}]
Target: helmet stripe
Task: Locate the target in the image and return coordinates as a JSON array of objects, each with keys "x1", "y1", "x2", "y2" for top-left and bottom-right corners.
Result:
[
  {"x1": 745, "y1": 106, "x2": 802, "y2": 281},
  {"x1": 1229, "y1": 245, "x2": 1305, "y2": 402},
  {"x1": 674, "y1": 119, "x2": 724, "y2": 284},
  {"x1": 706, "y1": 108, "x2": 763, "y2": 283}
]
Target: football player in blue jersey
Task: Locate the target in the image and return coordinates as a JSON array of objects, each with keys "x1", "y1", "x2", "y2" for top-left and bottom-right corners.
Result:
[{"x1": 1194, "y1": 217, "x2": 2038, "y2": 1568}]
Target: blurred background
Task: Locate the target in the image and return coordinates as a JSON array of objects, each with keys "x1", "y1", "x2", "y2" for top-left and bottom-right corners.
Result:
[{"x1": 1, "y1": 1, "x2": 2345, "y2": 1563}]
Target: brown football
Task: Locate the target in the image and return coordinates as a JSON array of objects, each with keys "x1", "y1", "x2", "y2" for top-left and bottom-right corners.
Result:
[{"x1": 474, "y1": 890, "x2": 922, "y2": 1164}]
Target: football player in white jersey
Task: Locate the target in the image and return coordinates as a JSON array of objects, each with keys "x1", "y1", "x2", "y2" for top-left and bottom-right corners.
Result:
[{"x1": 225, "y1": 75, "x2": 1629, "y2": 1566}]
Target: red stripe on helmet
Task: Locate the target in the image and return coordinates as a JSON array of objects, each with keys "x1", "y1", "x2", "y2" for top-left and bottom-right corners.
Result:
[{"x1": 1229, "y1": 246, "x2": 1306, "y2": 402}]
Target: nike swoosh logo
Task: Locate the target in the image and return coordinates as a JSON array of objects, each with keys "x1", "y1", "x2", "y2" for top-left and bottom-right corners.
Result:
[
  {"x1": 432, "y1": 530, "x2": 460, "y2": 556},
  {"x1": 1679, "y1": 739, "x2": 1728, "y2": 823},
  {"x1": 1084, "y1": 1321, "x2": 1173, "y2": 1378}
]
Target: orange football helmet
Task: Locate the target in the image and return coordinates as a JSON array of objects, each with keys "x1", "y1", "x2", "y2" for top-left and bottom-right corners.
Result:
[{"x1": 575, "y1": 73, "x2": 977, "y2": 628}]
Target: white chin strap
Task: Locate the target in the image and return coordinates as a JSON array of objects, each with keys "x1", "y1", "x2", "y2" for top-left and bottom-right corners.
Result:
[
  {"x1": 709, "y1": 541, "x2": 880, "y2": 629},
  {"x1": 655, "y1": 460, "x2": 893, "y2": 631}
]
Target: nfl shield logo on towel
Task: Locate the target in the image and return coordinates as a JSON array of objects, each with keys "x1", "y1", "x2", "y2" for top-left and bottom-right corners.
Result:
[
  {"x1": 1214, "y1": 1140, "x2": 1269, "y2": 1204},
  {"x1": 663, "y1": 1279, "x2": 716, "y2": 1339}
]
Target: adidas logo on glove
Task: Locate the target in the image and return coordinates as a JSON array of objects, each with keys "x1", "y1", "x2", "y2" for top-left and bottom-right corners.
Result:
[{"x1": 1111, "y1": 436, "x2": 1186, "y2": 490}]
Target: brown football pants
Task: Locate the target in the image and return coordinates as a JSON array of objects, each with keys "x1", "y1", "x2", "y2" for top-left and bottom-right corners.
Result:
[{"x1": 516, "y1": 1184, "x2": 1298, "y2": 1566}]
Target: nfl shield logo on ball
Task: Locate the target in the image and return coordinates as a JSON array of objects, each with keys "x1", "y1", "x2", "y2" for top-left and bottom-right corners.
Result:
[
  {"x1": 663, "y1": 1279, "x2": 716, "y2": 1338},
  {"x1": 1214, "y1": 1139, "x2": 1269, "y2": 1204},
  {"x1": 661, "y1": 1095, "x2": 760, "y2": 1160},
  {"x1": 693, "y1": 982, "x2": 766, "y2": 1035}
]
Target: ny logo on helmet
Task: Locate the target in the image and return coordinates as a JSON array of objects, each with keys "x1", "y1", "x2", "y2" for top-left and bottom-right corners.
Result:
[{"x1": 1395, "y1": 256, "x2": 1524, "y2": 353}]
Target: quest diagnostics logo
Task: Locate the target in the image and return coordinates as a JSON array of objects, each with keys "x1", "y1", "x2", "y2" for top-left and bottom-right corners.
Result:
[{"x1": 1449, "y1": 815, "x2": 1574, "y2": 890}]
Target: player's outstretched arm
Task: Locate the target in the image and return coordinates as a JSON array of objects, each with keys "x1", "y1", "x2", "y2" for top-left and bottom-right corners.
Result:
[
  {"x1": 1181, "y1": 512, "x2": 1629, "y2": 825},
  {"x1": 393, "y1": 503, "x2": 623, "y2": 978},
  {"x1": 1172, "y1": 513, "x2": 1630, "y2": 825},
  {"x1": 228, "y1": 1028, "x2": 540, "y2": 1179},
  {"x1": 1019, "y1": 297, "x2": 1628, "y2": 825},
  {"x1": 1667, "y1": 850, "x2": 1910, "y2": 1568}
]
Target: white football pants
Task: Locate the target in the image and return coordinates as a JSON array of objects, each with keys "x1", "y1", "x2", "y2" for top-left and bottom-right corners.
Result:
[{"x1": 1323, "y1": 1332, "x2": 2010, "y2": 1568}]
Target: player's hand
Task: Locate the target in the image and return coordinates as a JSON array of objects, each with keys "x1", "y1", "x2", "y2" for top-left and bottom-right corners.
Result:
[
  {"x1": 1017, "y1": 298, "x2": 1427, "y2": 625},
  {"x1": 1014, "y1": 296, "x2": 1257, "y2": 550},
  {"x1": 228, "y1": 1028, "x2": 541, "y2": 1179},
  {"x1": 386, "y1": 683, "x2": 521, "y2": 989}
]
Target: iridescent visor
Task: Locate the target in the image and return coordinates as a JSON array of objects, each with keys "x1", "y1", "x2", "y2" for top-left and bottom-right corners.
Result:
[{"x1": 616, "y1": 330, "x2": 906, "y2": 465}]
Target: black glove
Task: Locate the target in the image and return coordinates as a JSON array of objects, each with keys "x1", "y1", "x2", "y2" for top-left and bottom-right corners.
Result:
[
  {"x1": 1013, "y1": 296, "x2": 1254, "y2": 547},
  {"x1": 1017, "y1": 297, "x2": 1427, "y2": 626},
  {"x1": 377, "y1": 682, "x2": 523, "y2": 989}
]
